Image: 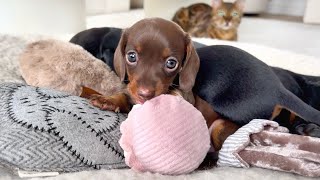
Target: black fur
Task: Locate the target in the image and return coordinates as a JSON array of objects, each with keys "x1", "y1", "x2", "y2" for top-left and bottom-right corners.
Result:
[
  {"x1": 70, "y1": 27, "x2": 122, "y2": 69},
  {"x1": 194, "y1": 46, "x2": 320, "y2": 131},
  {"x1": 271, "y1": 67, "x2": 320, "y2": 135},
  {"x1": 272, "y1": 67, "x2": 320, "y2": 109}
]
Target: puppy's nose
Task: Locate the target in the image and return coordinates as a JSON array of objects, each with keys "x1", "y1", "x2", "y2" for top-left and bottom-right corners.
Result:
[{"x1": 138, "y1": 88, "x2": 155, "y2": 100}]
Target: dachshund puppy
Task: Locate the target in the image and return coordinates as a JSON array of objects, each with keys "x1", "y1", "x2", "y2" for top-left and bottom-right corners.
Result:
[
  {"x1": 84, "y1": 19, "x2": 320, "y2": 149},
  {"x1": 70, "y1": 27, "x2": 122, "y2": 68},
  {"x1": 70, "y1": 28, "x2": 320, "y2": 115}
]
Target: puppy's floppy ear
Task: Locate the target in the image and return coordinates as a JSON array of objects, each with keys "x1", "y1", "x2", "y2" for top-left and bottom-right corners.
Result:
[
  {"x1": 179, "y1": 34, "x2": 200, "y2": 92},
  {"x1": 114, "y1": 29, "x2": 128, "y2": 81}
]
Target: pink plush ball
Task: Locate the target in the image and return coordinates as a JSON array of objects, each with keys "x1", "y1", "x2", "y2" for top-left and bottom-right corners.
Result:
[{"x1": 119, "y1": 94, "x2": 210, "y2": 175}]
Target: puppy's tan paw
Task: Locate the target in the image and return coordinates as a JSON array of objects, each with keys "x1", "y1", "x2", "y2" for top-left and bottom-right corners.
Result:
[{"x1": 89, "y1": 95, "x2": 120, "y2": 112}]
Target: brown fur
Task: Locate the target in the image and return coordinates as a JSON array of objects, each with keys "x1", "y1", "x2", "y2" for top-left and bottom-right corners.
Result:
[
  {"x1": 80, "y1": 86, "x2": 102, "y2": 98},
  {"x1": 19, "y1": 39, "x2": 125, "y2": 96},
  {"x1": 210, "y1": 119, "x2": 239, "y2": 150},
  {"x1": 172, "y1": 0, "x2": 245, "y2": 41}
]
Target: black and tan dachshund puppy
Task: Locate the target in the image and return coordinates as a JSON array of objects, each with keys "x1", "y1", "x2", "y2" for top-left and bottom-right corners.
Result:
[{"x1": 70, "y1": 26, "x2": 320, "y2": 137}]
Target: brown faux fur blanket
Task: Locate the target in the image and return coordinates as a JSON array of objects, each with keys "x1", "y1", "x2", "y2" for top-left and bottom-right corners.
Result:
[
  {"x1": 19, "y1": 39, "x2": 125, "y2": 96},
  {"x1": 218, "y1": 119, "x2": 320, "y2": 177}
]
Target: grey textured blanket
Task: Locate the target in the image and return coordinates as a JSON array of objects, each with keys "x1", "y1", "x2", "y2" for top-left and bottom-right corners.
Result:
[{"x1": 0, "y1": 83, "x2": 127, "y2": 173}]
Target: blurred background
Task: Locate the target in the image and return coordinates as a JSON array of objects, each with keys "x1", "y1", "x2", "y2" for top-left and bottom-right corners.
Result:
[{"x1": 0, "y1": 0, "x2": 319, "y2": 57}]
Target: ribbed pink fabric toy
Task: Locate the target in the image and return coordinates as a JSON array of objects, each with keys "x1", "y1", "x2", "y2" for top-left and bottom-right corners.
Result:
[{"x1": 119, "y1": 94, "x2": 210, "y2": 175}]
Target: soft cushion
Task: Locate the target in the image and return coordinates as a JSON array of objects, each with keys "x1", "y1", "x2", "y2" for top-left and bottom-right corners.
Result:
[
  {"x1": 0, "y1": 83, "x2": 127, "y2": 173},
  {"x1": 0, "y1": 35, "x2": 29, "y2": 83},
  {"x1": 19, "y1": 39, "x2": 124, "y2": 96}
]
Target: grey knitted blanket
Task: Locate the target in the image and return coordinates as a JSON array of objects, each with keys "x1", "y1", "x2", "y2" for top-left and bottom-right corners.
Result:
[{"x1": 0, "y1": 83, "x2": 127, "y2": 173}]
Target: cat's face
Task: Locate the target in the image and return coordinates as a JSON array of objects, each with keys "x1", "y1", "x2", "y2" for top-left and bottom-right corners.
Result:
[{"x1": 211, "y1": 0, "x2": 245, "y2": 30}]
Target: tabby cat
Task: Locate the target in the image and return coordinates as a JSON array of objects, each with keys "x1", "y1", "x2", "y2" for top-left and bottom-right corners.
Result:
[{"x1": 172, "y1": 0, "x2": 245, "y2": 41}]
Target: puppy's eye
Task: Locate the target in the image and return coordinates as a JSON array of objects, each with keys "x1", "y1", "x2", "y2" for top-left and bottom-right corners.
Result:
[
  {"x1": 165, "y1": 57, "x2": 178, "y2": 72},
  {"x1": 126, "y1": 51, "x2": 138, "y2": 65}
]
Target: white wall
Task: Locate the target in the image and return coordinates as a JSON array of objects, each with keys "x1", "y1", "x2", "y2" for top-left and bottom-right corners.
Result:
[
  {"x1": 304, "y1": 0, "x2": 320, "y2": 24},
  {"x1": 144, "y1": 0, "x2": 211, "y2": 20},
  {"x1": 266, "y1": 0, "x2": 307, "y2": 16},
  {"x1": 86, "y1": 0, "x2": 130, "y2": 15},
  {"x1": 0, "y1": 0, "x2": 86, "y2": 35}
]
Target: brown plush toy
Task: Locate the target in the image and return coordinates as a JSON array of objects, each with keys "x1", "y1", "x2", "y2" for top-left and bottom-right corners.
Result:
[{"x1": 19, "y1": 39, "x2": 125, "y2": 96}]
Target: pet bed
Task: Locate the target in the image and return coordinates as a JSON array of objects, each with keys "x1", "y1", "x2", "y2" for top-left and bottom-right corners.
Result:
[{"x1": 1, "y1": 34, "x2": 319, "y2": 180}]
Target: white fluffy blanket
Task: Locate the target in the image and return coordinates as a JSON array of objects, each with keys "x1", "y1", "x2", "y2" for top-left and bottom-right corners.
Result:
[{"x1": 0, "y1": 34, "x2": 318, "y2": 180}]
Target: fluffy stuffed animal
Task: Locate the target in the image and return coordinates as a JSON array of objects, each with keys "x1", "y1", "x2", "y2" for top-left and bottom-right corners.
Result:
[
  {"x1": 19, "y1": 39, "x2": 124, "y2": 96},
  {"x1": 119, "y1": 94, "x2": 210, "y2": 175}
]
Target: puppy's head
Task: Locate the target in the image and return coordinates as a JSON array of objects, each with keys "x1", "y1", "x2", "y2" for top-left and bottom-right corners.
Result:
[{"x1": 114, "y1": 18, "x2": 200, "y2": 104}]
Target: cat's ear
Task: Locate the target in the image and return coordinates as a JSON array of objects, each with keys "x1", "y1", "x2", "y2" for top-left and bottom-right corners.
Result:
[
  {"x1": 234, "y1": 0, "x2": 246, "y2": 11},
  {"x1": 212, "y1": 0, "x2": 223, "y2": 10}
]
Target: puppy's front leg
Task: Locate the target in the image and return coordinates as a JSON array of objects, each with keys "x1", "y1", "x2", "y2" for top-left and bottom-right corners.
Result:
[
  {"x1": 89, "y1": 93, "x2": 131, "y2": 113},
  {"x1": 80, "y1": 86, "x2": 131, "y2": 113}
]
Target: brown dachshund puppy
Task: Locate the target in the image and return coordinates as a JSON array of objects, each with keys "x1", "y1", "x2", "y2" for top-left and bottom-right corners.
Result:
[
  {"x1": 90, "y1": 18, "x2": 200, "y2": 111},
  {"x1": 88, "y1": 18, "x2": 236, "y2": 150}
]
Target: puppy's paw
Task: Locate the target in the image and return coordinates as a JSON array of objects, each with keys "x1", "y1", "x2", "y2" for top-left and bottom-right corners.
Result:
[
  {"x1": 89, "y1": 94, "x2": 120, "y2": 112},
  {"x1": 295, "y1": 123, "x2": 320, "y2": 138}
]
